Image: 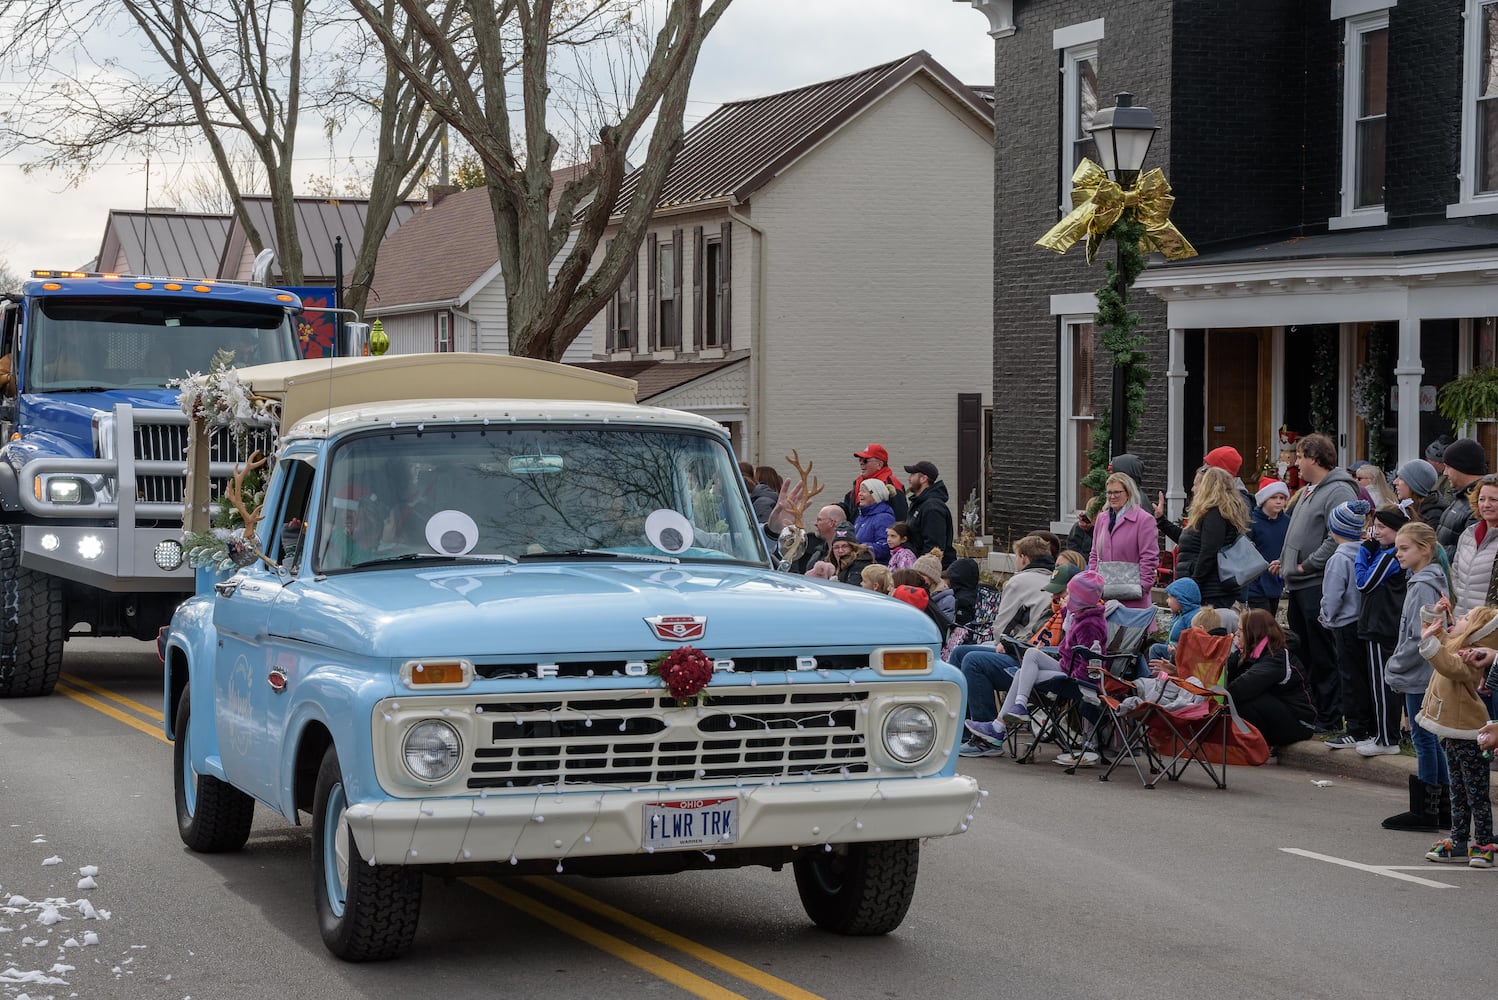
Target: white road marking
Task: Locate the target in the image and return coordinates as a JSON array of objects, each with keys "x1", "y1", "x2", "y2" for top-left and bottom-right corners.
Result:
[{"x1": 1280, "y1": 847, "x2": 1460, "y2": 888}]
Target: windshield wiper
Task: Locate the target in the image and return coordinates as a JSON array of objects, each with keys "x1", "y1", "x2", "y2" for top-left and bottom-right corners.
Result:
[
  {"x1": 47, "y1": 386, "x2": 115, "y2": 393},
  {"x1": 346, "y1": 552, "x2": 518, "y2": 570},
  {"x1": 516, "y1": 548, "x2": 680, "y2": 564}
]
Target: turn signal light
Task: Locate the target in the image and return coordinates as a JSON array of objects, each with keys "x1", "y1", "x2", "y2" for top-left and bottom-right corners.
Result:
[
  {"x1": 400, "y1": 659, "x2": 474, "y2": 689},
  {"x1": 874, "y1": 648, "x2": 932, "y2": 674}
]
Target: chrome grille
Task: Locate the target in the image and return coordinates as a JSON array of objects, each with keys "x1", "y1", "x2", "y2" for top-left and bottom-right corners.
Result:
[
  {"x1": 468, "y1": 687, "x2": 871, "y2": 789},
  {"x1": 133, "y1": 422, "x2": 275, "y2": 504}
]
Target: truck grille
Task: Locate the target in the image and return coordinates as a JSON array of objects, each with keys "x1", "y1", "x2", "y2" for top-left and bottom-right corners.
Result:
[
  {"x1": 133, "y1": 422, "x2": 276, "y2": 505},
  {"x1": 468, "y1": 687, "x2": 871, "y2": 789}
]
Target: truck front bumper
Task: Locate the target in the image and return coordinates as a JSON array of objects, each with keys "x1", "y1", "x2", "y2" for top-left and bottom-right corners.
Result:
[
  {"x1": 21, "y1": 524, "x2": 192, "y2": 592},
  {"x1": 344, "y1": 775, "x2": 980, "y2": 865}
]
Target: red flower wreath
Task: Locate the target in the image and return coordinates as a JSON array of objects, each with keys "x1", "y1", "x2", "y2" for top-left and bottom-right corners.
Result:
[{"x1": 650, "y1": 645, "x2": 714, "y2": 705}]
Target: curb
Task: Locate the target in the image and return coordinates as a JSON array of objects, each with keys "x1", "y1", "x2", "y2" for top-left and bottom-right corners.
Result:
[{"x1": 1276, "y1": 739, "x2": 1498, "y2": 806}]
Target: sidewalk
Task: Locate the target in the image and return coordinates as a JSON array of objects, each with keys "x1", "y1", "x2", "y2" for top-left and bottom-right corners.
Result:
[{"x1": 1277, "y1": 738, "x2": 1498, "y2": 806}]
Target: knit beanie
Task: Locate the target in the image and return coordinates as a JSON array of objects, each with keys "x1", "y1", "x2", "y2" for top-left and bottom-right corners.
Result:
[
  {"x1": 911, "y1": 552, "x2": 945, "y2": 588},
  {"x1": 1203, "y1": 446, "x2": 1243, "y2": 477},
  {"x1": 1066, "y1": 569, "x2": 1105, "y2": 608},
  {"x1": 1328, "y1": 499, "x2": 1371, "y2": 540},
  {"x1": 1442, "y1": 438, "x2": 1489, "y2": 477},
  {"x1": 860, "y1": 478, "x2": 890, "y2": 504},
  {"x1": 1396, "y1": 459, "x2": 1438, "y2": 498},
  {"x1": 1254, "y1": 477, "x2": 1289, "y2": 507},
  {"x1": 1426, "y1": 434, "x2": 1453, "y2": 463},
  {"x1": 891, "y1": 585, "x2": 929, "y2": 611},
  {"x1": 1372, "y1": 504, "x2": 1410, "y2": 532}
]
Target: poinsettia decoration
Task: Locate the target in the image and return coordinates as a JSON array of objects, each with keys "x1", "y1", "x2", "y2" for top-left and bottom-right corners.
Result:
[{"x1": 650, "y1": 645, "x2": 713, "y2": 705}]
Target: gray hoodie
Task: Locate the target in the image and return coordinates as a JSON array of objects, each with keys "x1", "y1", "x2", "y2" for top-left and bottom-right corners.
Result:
[
  {"x1": 1384, "y1": 562, "x2": 1449, "y2": 694},
  {"x1": 1280, "y1": 467, "x2": 1359, "y2": 591},
  {"x1": 1318, "y1": 539, "x2": 1363, "y2": 628}
]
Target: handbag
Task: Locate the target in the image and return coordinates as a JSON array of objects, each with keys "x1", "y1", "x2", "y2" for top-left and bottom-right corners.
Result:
[
  {"x1": 1217, "y1": 533, "x2": 1269, "y2": 587},
  {"x1": 1097, "y1": 561, "x2": 1143, "y2": 600}
]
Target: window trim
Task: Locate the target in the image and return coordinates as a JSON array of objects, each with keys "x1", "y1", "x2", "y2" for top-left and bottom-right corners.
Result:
[
  {"x1": 1057, "y1": 313, "x2": 1097, "y2": 522},
  {"x1": 1331, "y1": 11, "x2": 1390, "y2": 229},
  {"x1": 1450, "y1": 0, "x2": 1498, "y2": 217},
  {"x1": 1060, "y1": 43, "x2": 1100, "y2": 213},
  {"x1": 434, "y1": 310, "x2": 452, "y2": 353}
]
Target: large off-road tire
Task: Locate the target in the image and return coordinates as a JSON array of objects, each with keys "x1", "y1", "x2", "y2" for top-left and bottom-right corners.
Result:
[
  {"x1": 0, "y1": 525, "x2": 64, "y2": 697},
  {"x1": 311, "y1": 746, "x2": 422, "y2": 961},
  {"x1": 793, "y1": 839, "x2": 920, "y2": 936},
  {"x1": 173, "y1": 690, "x2": 255, "y2": 852}
]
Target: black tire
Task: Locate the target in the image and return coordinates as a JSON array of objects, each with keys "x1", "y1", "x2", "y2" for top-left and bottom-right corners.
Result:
[
  {"x1": 173, "y1": 690, "x2": 254, "y2": 853},
  {"x1": 0, "y1": 525, "x2": 64, "y2": 697},
  {"x1": 793, "y1": 839, "x2": 920, "y2": 936},
  {"x1": 311, "y1": 746, "x2": 422, "y2": 961}
]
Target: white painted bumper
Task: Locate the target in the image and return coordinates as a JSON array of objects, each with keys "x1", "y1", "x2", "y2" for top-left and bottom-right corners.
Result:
[{"x1": 345, "y1": 775, "x2": 980, "y2": 865}]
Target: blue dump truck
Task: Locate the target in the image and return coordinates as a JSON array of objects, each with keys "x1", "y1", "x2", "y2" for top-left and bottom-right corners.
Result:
[{"x1": 0, "y1": 269, "x2": 304, "y2": 696}]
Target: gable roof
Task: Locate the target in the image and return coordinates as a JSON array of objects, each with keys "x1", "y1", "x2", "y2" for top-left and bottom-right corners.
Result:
[
  {"x1": 217, "y1": 196, "x2": 421, "y2": 282},
  {"x1": 571, "y1": 357, "x2": 742, "y2": 402},
  {"x1": 96, "y1": 210, "x2": 231, "y2": 278},
  {"x1": 612, "y1": 50, "x2": 994, "y2": 216}
]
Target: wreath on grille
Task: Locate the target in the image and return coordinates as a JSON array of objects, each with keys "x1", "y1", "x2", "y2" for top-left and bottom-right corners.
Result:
[{"x1": 650, "y1": 645, "x2": 714, "y2": 706}]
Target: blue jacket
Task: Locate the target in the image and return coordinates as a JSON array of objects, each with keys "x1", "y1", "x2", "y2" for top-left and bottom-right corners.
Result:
[
  {"x1": 1244, "y1": 506, "x2": 1290, "y2": 601},
  {"x1": 1165, "y1": 577, "x2": 1202, "y2": 643},
  {"x1": 854, "y1": 501, "x2": 895, "y2": 563}
]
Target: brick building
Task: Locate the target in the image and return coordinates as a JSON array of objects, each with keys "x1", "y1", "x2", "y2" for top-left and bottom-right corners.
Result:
[{"x1": 963, "y1": 0, "x2": 1498, "y2": 536}]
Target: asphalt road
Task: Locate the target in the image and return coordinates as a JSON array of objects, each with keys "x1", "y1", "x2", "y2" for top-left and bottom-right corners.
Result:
[{"x1": 1, "y1": 638, "x2": 1492, "y2": 1000}]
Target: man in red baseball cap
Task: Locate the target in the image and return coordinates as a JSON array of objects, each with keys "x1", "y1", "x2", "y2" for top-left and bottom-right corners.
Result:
[{"x1": 844, "y1": 443, "x2": 907, "y2": 522}]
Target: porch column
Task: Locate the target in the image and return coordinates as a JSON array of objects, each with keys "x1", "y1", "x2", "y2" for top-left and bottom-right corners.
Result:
[
  {"x1": 1167, "y1": 327, "x2": 1187, "y2": 521},
  {"x1": 1395, "y1": 314, "x2": 1423, "y2": 466}
]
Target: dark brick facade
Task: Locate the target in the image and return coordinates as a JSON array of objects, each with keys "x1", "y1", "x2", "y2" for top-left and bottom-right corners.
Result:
[{"x1": 1385, "y1": 0, "x2": 1463, "y2": 219}]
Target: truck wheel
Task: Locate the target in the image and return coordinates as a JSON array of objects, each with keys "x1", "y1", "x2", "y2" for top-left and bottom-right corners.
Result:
[
  {"x1": 0, "y1": 525, "x2": 64, "y2": 697},
  {"x1": 793, "y1": 839, "x2": 920, "y2": 936},
  {"x1": 173, "y1": 690, "x2": 254, "y2": 853},
  {"x1": 311, "y1": 746, "x2": 422, "y2": 961}
]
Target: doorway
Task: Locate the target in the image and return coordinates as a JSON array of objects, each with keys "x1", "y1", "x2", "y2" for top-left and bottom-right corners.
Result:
[{"x1": 1204, "y1": 330, "x2": 1269, "y2": 479}]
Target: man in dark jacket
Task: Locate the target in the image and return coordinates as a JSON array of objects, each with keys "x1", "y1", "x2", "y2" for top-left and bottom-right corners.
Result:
[
  {"x1": 1435, "y1": 438, "x2": 1487, "y2": 558},
  {"x1": 903, "y1": 460, "x2": 955, "y2": 567},
  {"x1": 785, "y1": 504, "x2": 843, "y2": 575}
]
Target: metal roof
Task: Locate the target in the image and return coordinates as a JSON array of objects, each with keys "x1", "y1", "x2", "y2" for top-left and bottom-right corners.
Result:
[
  {"x1": 96, "y1": 210, "x2": 231, "y2": 278},
  {"x1": 217, "y1": 196, "x2": 421, "y2": 283},
  {"x1": 611, "y1": 50, "x2": 994, "y2": 216}
]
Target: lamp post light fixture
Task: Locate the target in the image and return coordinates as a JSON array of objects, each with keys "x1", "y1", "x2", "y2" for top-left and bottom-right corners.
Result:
[{"x1": 1087, "y1": 92, "x2": 1160, "y2": 460}]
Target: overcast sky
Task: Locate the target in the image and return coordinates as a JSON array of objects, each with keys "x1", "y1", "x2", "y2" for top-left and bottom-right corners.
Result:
[{"x1": 0, "y1": 1, "x2": 995, "y2": 274}]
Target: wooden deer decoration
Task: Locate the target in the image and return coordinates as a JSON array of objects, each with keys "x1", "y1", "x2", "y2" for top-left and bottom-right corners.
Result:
[
  {"x1": 776, "y1": 450, "x2": 825, "y2": 571},
  {"x1": 224, "y1": 450, "x2": 268, "y2": 543}
]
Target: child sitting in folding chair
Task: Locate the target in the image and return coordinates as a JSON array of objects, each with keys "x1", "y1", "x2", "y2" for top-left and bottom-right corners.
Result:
[{"x1": 965, "y1": 569, "x2": 1107, "y2": 749}]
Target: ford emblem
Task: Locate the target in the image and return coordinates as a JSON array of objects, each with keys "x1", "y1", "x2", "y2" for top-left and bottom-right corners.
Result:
[{"x1": 645, "y1": 615, "x2": 706, "y2": 641}]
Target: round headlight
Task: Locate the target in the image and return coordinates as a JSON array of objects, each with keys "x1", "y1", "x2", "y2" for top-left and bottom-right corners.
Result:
[
  {"x1": 154, "y1": 539, "x2": 183, "y2": 571},
  {"x1": 402, "y1": 720, "x2": 462, "y2": 782},
  {"x1": 882, "y1": 705, "x2": 936, "y2": 764}
]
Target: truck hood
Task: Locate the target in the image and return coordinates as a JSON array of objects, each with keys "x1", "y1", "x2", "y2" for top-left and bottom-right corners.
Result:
[
  {"x1": 17, "y1": 390, "x2": 179, "y2": 458},
  {"x1": 272, "y1": 561, "x2": 940, "y2": 657}
]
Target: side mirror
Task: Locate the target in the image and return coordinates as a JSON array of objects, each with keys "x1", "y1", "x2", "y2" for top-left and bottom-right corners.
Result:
[{"x1": 226, "y1": 539, "x2": 261, "y2": 568}]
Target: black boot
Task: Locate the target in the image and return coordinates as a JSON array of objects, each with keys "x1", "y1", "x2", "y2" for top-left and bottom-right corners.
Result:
[{"x1": 1382, "y1": 775, "x2": 1443, "y2": 832}]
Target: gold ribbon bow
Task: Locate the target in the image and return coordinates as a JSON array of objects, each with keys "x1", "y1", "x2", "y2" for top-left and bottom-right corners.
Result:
[{"x1": 1036, "y1": 158, "x2": 1197, "y2": 265}]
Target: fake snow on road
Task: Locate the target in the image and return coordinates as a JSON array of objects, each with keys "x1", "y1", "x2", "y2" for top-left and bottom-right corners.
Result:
[{"x1": 0, "y1": 834, "x2": 179, "y2": 1000}]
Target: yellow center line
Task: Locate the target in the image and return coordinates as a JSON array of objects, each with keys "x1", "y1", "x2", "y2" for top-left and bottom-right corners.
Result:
[
  {"x1": 58, "y1": 672, "x2": 164, "y2": 722},
  {"x1": 523, "y1": 876, "x2": 826, "y2": 1000},
  {"x1": 463, "y1": 877, "x2": 748, "y2": 1000},
  {"x1": 55, "y1": 681, "x2": 170, "y2": 745}
]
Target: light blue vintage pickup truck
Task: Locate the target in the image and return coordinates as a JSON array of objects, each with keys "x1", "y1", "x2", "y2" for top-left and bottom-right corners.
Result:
[{"x1": 160, "y1": 353, "x2": 977, "y2": 961}]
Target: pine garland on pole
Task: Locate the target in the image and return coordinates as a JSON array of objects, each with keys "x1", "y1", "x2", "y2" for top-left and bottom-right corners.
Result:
[{"x1": 1081, "y1": 214, "x2": 1148, "y2": 493}]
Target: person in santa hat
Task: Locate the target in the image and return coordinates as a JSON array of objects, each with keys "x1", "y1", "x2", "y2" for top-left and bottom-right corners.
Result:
[{"x1": 1244, "y1": 477, "x2": 1291, "y2": 615}]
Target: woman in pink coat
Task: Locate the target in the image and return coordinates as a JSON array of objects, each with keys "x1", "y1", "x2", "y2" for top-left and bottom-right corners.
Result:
[{"x1": 1087, "y1": 471, "x2": 1160, "y2": 610}]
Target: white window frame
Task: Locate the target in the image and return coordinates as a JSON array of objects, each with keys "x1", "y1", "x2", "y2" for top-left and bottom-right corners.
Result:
[
  {"x1": 435, "y1": 311, "x2": 451, "y2": 353},
  {"x1": 1056, "y1": 305, "x2": 1098, "y2": 522},
  {"x1": 1331, "y1": 11, "x2": 1390, "y2": 229},
  {"x1": 1450, "y1": 0, "x2": 1498, "y2": 217},
  {"x1": 1059, "y1": 44, "x2": 1100, "y2": 212}
]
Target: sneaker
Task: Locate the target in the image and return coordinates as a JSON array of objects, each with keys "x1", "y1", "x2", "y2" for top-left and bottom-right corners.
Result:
[
  {"x1": 1426, "y1": 838, "x2": 1469, "y2": 863},
  {"x1": 1355, "y1": 739, "x2": 1402, "y2": 757},
  {"x1": 958, "y1": 740, "x2": 1005, "y2": 758},
  {"x1": 1324, "y1": 734, "x2": 1360, "y2": 750},
  {"x1": 964, "y1": 719, "x2": 1007, "y2": 747},
  {"x1": 1000, "y1": 705, "x2": 1031, "y2": 729},
  {"x1": 1470, "y1": 844, "x2": 1497, "y2": 869},
  {"x1": 1054, "y1": 750, "x2": 1101, "y2": 768}
]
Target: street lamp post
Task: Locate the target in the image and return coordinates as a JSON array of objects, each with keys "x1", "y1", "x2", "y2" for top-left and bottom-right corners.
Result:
[{"x1": 1086, "y1": 93, "x2": 1159, "y2": 460}]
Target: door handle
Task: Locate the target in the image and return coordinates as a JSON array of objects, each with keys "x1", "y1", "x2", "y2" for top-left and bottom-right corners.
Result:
[{"x1": 213, "y1": 580, "x2": 239, "y2": 598}]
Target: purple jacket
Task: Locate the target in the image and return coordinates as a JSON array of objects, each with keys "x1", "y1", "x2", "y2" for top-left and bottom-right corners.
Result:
[
  {"x1": 1059, "y1": 604, "x2": 1109, "y2": 680},
  {"x1": 1087, "y1": 502, "x2": 1160, "y2": 609},
  {"x1": 854, "y1": 501, "x2": 895, "y2": 564}
]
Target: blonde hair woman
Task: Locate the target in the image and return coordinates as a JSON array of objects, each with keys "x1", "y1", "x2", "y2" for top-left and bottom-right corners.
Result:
[
  {"x1": 1085, "y1": 471, "x2": 1159, "y2": 610},
  {"x1": 1356, "y1": 464, "x2": 1398, "y2": 510},
  {"x1": 1182, "y1": 466, "x2": 1251, "y2": 609}
]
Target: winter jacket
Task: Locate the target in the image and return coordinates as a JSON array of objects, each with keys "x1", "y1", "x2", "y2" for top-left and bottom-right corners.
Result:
[
  {"x1": 1224, "y1": 641, "x2": 1317, "y2": 733},
  {"x1": 749, "y1": 482, "x2": 778, "y2": 527},
  {"x1": 834, "y1": 546, "x2": 875, "y2": 587},
  {"x1": 930, "y1": 585, "x2": 956, "y2": 623},
  {"x1": 854, "y1": 501, "x2": 895, "y2": 564},
  {"x1": 842, "y1": 467, "x2": 907, "y2": 524},
  {"x1": 1109, "y1": 454, "x2": 1145, "y2": 490},
  {"x1": 906, "y1": 481, "x2": 955, "y2": 568},
  {"x1": 1437, "y1": 481, "x2": 1478, "y2": 559},
  {"x1": 1355, "y1": 540, "x2": 1406, "y2": 644},
  {"x1": 1318, "y1": 540, "x2": 1363, "y2": 629},
  {"x1": 945, "y1": 558, "x2": 981, "y2": 626},
  {"x1": 1450, "y1": 520, "x2": 1498, "y2": 616},
  {"x1": 991, "y1": 557, "x2": 1056, "y2": 638},
  {"x1": 887, "y1": 545, "x2": 916, "y2": 571},
  {"x1": 1087, "y1": 502, "x2": 1160, "y2": 609},
  {"x1": 1414, "y1": 633, "x2": 1490, "y2": 739},
  {"x1": 1058, "y1": 603, "x2": 1109, "y2": 680},
  {"x1": 1165, "y1": 577, "x2": 1202, "y2": 644},
  {"x1": 1385, "y1": 563, "x2": 1450, "y2": 694},
  {"x1": 1280, "y1": 467, "x2": 1359, "y2": 591},
  {"x1": 1186, "y1": 507, "x2": 1244, "y2": 608},
  {"x1": 1244, "y1": 506, "x2": 1290, "y2": 602},
  {"x1": 1064, "y1": 518, "x2": 1095, "y2": 559}
]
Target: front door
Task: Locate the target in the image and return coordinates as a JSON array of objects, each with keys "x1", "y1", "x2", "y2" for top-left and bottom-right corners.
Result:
[{"x1": 1204, "y1": 330, "x2": 1267, "y2": 479}]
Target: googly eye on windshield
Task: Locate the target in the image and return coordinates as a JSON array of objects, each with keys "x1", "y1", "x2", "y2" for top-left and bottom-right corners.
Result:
[
  {"x1": 644, "y1": 509, "x2": 694, "y2": 555},
  {"x1": 425, "y1": 510, "x2": 479, "y2": 556}
]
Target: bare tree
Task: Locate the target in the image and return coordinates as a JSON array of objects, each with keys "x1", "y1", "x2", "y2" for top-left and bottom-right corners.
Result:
[{"x1": 353, "y1": 0, "x2": 733, "y2": 360}]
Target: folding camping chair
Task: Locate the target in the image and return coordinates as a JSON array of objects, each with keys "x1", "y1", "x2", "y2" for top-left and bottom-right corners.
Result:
[{"x1": 941, "y1": 583, "x2": 1004, "y2": 660}]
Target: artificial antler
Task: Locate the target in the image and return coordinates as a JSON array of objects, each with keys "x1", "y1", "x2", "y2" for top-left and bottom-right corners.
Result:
[
  {"x1": 225, "y1": 450, "x2": 268, "y2": 541},
  {"x1": 783, "y1": 450, "x2": 824, "y2": 526}
]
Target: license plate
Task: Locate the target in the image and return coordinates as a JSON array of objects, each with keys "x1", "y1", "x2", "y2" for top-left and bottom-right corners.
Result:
[{"x1": 643, "y1": 797, "x2": 738, "y2": 851}]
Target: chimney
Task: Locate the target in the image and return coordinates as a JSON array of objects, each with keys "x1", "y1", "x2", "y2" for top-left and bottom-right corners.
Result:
[{"x1": 427, "y1": 184, "x2": 459, "y2": 208}]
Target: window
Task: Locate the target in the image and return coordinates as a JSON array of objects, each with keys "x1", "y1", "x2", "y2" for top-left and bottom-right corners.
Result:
[
  {"x1": 703, "y1": 238, "x2": 723, "y2": 348},
  {"x1": 434, "y1": 311, "x2": 452, "y2": 352},
  {"x1": 1060, "y1": 45, "x2": 1099, "y2": 204},
  {"x1": 267, "y1": 457, "x2": 317, "y2": 572},
  {"x1": 658, "y1": 242, "x2": 676, "y2": 349},
  {"x1": 1334, "y1": 12, "x2": 1388, "y2": 227},
  {"x1": 1059, "y1": 317, "x2": 1096, "y2": 518},
  {"x1": 607, "y1": 241, "x2": 637, "y2": 352},
  {"x1": 1453, "y1": 0, "x2": 1498, "y2": 215}
]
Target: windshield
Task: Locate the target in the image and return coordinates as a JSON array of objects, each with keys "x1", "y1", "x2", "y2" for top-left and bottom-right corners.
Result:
[
  {"x1": 26, "y1": 296, "x2": 297, "y2": 391},
  {"x1": 314, "y1": 424, "x2": 767, "y2": 571}
]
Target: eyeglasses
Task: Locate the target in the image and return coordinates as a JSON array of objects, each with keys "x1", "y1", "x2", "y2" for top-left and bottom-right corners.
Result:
[
  {"x1": 857, "y1": 457, "x2": 877, "y2": 464},
  {"x1": 1105, "y1": 489, "x2": 1126, "y2": 497}
]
